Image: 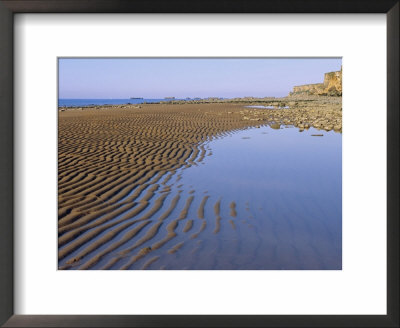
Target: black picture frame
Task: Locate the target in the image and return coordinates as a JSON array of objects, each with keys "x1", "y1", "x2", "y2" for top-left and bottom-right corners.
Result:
[{"x1": 0, "y1": 1, "x2": 398, "y2": 327}]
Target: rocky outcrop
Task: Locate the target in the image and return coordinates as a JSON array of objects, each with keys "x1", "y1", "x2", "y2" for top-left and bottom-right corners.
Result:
[
  {"x1": 292, "y1": 83, "x2": 325, "y2": 95},
  {"x1": 323, "y1": 69, "x2": 342, "y2": 95},
  {"x1": 290, "y1": 66, "x2": 342, "y2": 97}
]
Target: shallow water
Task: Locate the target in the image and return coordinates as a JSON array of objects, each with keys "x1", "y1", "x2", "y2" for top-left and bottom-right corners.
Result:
[
  {"x1": 244, "y1": 105, "x2": 289, "y2": 109},
  {"x1": 160, "y1": 126, "x2": 342, "y2": 269},
  {"x1": 60, "y1": 125, "x2": 341, "y2": 270}
]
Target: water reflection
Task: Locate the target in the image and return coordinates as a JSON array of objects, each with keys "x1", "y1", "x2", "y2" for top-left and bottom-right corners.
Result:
[
  {"x1": 244, "y1": 105, "x2": 289, "y2": 109},
  {"x1": 162, "y1": 125, "x2": 342, "y2": 269}
]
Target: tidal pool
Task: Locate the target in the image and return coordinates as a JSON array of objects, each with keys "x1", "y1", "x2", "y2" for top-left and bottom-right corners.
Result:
[
  {"x1": 59, "y1": 125, "x2": 342, "y2": 270},
  {"x1": 163, "y1": 125, "x2": 342, "y2": 270},
  {"x1": 244, "y1": 105, "x2": 289, "y2": 109}
]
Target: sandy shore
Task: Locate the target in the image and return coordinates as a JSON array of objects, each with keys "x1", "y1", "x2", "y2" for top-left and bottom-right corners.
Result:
[{"x1": 58, "y1": 101, "x2": 341, "y2": 269}]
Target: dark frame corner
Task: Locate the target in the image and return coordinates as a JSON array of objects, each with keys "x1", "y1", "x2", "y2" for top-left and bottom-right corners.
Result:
[{"x1": 0, "y1": 1, "x2": 398, "y2": 327}]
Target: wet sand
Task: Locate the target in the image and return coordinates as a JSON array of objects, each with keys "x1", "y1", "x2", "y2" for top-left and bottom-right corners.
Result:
[{"x1": 58, "y1": 102, "x2": 341, "y2": 269}]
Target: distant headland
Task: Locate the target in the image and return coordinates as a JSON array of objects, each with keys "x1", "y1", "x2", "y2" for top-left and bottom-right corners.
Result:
[{"x1": 289, "y1": 66, "x2": 342, "y2": 97}]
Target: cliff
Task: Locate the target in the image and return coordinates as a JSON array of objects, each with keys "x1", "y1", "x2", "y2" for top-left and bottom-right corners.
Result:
[{"x1": 290, "y1": 66, "x2": 342, "y2": 97}]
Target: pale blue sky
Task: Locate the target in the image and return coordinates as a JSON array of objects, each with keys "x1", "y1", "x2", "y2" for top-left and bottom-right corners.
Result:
[{"x1": 58, "y1": 58, "x2": 341, "y2": 99}]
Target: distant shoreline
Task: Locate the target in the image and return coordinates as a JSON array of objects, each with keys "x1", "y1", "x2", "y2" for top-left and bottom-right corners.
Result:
[{"x1": 59, "y1": 94, "x2": 341, "y2": 109}]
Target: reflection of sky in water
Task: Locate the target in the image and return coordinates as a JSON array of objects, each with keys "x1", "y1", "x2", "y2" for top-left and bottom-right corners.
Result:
[
  {"x1": 181, "y1": 126, "x2": 341, "y2": 197},
  {"x1": 174, "y1": 125, "x2": 342, "y2": 269},
  {"x1": 244, "y1": 105, "x2": 289, "y2": 109}
]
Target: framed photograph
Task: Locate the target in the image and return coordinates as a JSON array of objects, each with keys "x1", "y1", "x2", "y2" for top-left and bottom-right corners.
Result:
[{"x1": 0, "y1": 0, "x2": 398, "y2": 327}]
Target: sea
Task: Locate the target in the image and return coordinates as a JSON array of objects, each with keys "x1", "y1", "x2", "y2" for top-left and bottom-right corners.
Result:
[{"x1": 58, "y1": 99, "x2": 182, "y2": 107}]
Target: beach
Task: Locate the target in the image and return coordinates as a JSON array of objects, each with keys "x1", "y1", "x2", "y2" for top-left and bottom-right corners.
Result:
[{"x1": 58, "y1": 100, "x2": 342, "y2": 269}]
